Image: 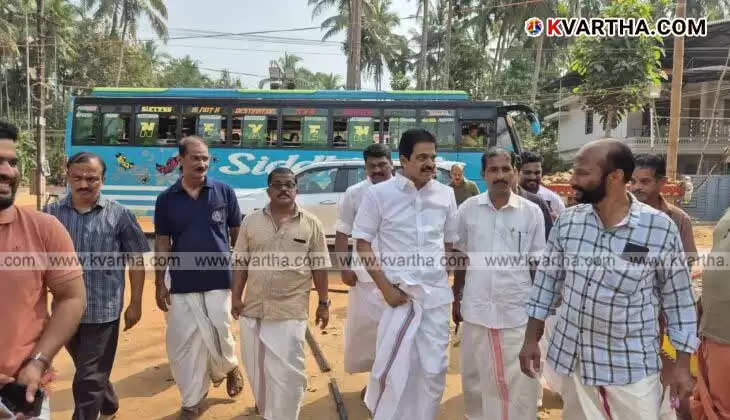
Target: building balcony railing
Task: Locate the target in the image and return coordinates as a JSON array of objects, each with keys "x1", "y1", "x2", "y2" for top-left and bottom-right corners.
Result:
[
  {"x1": 626, "y1": 117, "x2": 730, "y2": 154},
  {"x1": 629, "y1": 117, "x2": 730, "y2": 139}
]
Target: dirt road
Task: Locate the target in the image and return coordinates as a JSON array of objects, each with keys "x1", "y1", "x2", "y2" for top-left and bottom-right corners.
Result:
[
  {"x1": 43, "y1": 273, "x2": 564, "y2": 420},
  {"x1": 14, "y1": 189, "x2": 713, "y2": 419}
]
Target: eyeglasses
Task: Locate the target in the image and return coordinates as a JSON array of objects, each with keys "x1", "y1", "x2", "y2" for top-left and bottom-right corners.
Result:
[
  {"x1": 269, "y1": 182, "x2": 296, "y2": 190},
  {"x1": 69, "y1": 175, "x2": 102, "y2": 184}
]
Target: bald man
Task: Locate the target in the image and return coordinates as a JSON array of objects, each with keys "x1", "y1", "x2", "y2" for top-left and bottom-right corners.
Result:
[
  {"x1": 520, "y1": 139, "x2": 698, "y2": 420},
  {"x1": 450, "y1": 163, "x2": 479, "y2": 206}
]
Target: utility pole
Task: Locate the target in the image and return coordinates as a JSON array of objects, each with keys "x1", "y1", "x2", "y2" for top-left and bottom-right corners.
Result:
[
  {"x1": 346, "y1": 0, "x2": 362, "y2": 89},
  {"x1": 35, "y1": 0, "x2": 47, "y2": 210},
  {"x1": 417, "y1": 0, "x2": 429, "y2": 90},
  {"x1": 442, "y1": 0, "x2": 452, "y2": 90},
  {"x1": 529, "y1": 33, "x2": 544, "y2": 106},
  {"x1": 667, "y1": 0, "x2": 686, "y2": 182},
  {"x1": 25, "y1": 2, "x2": 32, "y2": 134}
]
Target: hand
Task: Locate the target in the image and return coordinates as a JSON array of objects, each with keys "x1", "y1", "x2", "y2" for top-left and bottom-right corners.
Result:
[
  {"x1": 669, "y1": 366, "x2": 695, "y2": 402},
  {"x1": 231, "y1": 299, "x2": 244, "y2": 320},
  {"x1": 123, "y1": 302, "x2": 142, "y2": 331},
  {"x1": 383, "y1": 284, "x2": 408, "y2": 308},
  {"x1": 341, "y1": 270, "x2": 357, "y2": 287},
  {"x1": 0, "y1": 373, "x2": 14, "y2": 390},
  {"x1": 315, "y1": 306, "x2": 329, "y2": 329},
  {"x1": 155, "y1": 283, "x2": 171, "y2": 312},
  {"x1": 452, "y1": 300, "x2": 462, "y2": 326},
  {"x1": 519, "y1": 339, "x2": 541, "y2": 378},
  {"x1": 15, "y1": 361, "x2": 43, "y2": 405}
]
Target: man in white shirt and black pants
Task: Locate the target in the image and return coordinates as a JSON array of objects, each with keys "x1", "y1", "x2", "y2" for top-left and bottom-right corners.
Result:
[
  {"x1": 453, "y1": 148, "x2": 546, "y2": 420},
  {"x1": 335, "y1": 143, "x2": 394, "y2": 395},
  {"x1": 352, "y1": 129, "x2": 458, "y2": 420}
]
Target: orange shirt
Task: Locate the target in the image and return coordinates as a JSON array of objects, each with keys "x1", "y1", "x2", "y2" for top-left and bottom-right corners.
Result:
[{"x1": 0, "y1": 205, "x2": 82, "y2": 377}]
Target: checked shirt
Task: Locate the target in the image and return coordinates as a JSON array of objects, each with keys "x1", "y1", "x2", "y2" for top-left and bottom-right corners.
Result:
[{"x1": 526, "y1": 195, "x2": 699, "y2": 386}]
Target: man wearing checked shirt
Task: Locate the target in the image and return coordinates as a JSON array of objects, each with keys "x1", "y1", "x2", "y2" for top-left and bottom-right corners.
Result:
[{"x1": 519, "y1": 139, "x2": 698, "y2": 420}]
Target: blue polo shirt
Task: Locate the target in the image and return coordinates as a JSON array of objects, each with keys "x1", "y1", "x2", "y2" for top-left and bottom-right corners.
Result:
[{"x1": 154, "y1": 177, "x2": 241, "y2": 293}]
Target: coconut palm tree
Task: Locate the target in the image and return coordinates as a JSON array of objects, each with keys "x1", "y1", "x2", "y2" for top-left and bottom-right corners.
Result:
[
  {"x1": 359, "y1": 0, "x2": 402, "y2": 90},
  {"x1": 316, "y1": 72, "x2": 343, "y2": 89}
]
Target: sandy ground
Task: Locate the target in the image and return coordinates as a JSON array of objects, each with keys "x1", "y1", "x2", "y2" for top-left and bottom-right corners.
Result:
[
  {"x1": 41, "y1": 274, "x2": 564, "y2": 420},
  {"x1": 13, "y1": 189, "x2": 715, "y2": 420}
]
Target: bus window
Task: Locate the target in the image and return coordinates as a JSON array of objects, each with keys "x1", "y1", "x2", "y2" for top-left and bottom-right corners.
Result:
[
  {"x1": 232, "y1": 107, "x2": 278, "y2": 147},
  {"x1": 459, "y1": 120, "x2": 494, "y2": 150},
  {"x1": 420, "y1": 110, "x2": 455, "y2": 148},
  {"x1": 282, "y1": 108, "x2": 328, "y2": 148},
  {"x1": 73, "y1": 106, "x2": 99, "y2": 144},
  {"x1": 102, "y1": 113, "x2": 131, "y2": 144},
  {"x1": 384, "y1": 109, "x2": 416, "y2": 149},
  {"x1": 339, "y1": 117, "x2": 373, "y2": 149},
  {"x1": 496, "y1": 116, "x2": 514, "y2": 151},
  {"x1": 135, "y1": 105, "x2": 178, "y2": 145},
  {"x1": 100, "y1": 105, "x2": 132, "y2": 144},
  {"x1": 301, "y1": 116, "x2": 328, "y2": 147},
  {"x1": 182, "y1": 106, "x2": 227, "y2": 146}
]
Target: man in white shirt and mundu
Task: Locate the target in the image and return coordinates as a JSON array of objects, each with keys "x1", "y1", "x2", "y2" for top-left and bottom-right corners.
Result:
[
  {"x1": 352, "y1": 129, "x2": 458, "y2": 420},
  {"x1": 335, "y1": 143, "x2": 393, "y2": 386},
  {"x1": 453, "y1": 148, "x2": 546, "y2": 420}
]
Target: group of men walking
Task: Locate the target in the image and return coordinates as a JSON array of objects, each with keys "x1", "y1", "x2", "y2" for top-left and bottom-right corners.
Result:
[{"x1": 1, "y1": 117, "x2": 728, "y2": 420}]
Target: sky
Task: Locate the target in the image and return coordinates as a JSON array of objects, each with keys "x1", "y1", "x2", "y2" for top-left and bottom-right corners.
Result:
[{"x1": 136, "y1": 0, "x2": 421, "y2": 90}]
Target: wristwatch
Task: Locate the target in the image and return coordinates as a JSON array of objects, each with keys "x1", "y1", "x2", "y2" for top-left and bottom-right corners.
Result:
[
  {"x1": 318, "y1": 298, "x2": 331, "y2": 308},
  {"x1": 24, "y1": 352, "x2": 51, "y2": 372}
]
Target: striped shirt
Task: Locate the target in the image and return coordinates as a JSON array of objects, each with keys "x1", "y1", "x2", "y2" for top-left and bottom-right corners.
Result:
[
  {"x1": 526, "y1": 195, "x2": 699, "y2": 386},
  {"x1": 45, "y1": 194, "x2": 149, "y2": 323}
]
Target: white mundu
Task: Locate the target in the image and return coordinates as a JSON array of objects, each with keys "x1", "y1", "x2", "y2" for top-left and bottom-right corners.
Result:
[
  {"x1": 454, "y1": 192, "x2": 545, "y2": 420},
  {"x1": 165, "y1": 288, "x2": 239, "y2": 409},
  {"x1": 239, "y1": 317, "x2": 307, "y2": 420},
  {"x1": 336, "y1": 178, "x2": 388, "y2": 373},
  {"x1": 352, "y1": 174, "x2": 458, "y2": 420}
]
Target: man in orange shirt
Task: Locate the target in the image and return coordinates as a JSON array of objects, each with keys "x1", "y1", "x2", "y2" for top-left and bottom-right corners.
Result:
[{"x1": 0, "y1": 120, "x2": 85, "y2": 419}]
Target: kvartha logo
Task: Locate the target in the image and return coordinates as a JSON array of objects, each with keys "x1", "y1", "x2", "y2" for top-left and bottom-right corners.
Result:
[{"x1": 525, "y1": 17, "x2": 543, "y2": 37}]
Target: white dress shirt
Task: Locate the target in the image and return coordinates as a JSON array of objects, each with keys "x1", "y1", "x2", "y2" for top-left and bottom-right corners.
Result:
[
  {"x1": 455, "y1": 192, "x2": 546, "y2": 329},
  {"x1": 352, "y1": 173, "x2": 459, "y2": 309},
  {"x1": 336, "y1": 178, "x2": 375, "y2": 283},
  {"x1": 537, "y1": 185, "x2": 566, "y2": 215}
]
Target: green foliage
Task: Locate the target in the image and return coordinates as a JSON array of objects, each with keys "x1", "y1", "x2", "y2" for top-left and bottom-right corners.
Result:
[
  {"x1": 159, "y1": 56, "x2": 213, "y2": 88},
  {"x1": 569, "y1": 0, "x2": 668, "y2": 132},
  {"x1": 389, "y1": 71, "x2": 410, "y2": 90}
]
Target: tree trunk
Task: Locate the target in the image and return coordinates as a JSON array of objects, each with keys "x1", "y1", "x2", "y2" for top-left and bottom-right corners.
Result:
[
  {"x1": 111, "y1": 0, "x2": 120, "y2": 37},
  {"x1": 443, "y1": 0, "x2": 452, "y2": 90},
  {"x1": 604, "y1": 110, "x2": 614, "y2": 137},
  {"x1": 116, "y1": 8, "x2": 128, "y2": 87},
  {"x1": 529, "y1": 34, "x2": 544, "y2": 106},
  {"x1": 346, "y1": 0, "x2": 361, "y2": 89},
  {"x1": 35, "y1": 0, "x2": 47, "y2": 210},
  {"x1": 418, "y1": 0, "x2": 429, "y2": 90},
  {"x1": 491, "y1": 22, "x2": 506, "y2": 96}
]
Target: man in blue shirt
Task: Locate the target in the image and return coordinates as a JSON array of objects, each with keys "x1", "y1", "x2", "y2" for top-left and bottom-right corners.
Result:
[
  {"x1": 154, "y1": 136, "x2": 244, "y2": 420},
  {"x1": 45, "y1": 152, "x2": 149, "y2": 420}
]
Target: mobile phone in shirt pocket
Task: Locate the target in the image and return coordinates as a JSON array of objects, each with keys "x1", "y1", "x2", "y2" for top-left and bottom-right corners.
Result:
[{"x1": 608, "y1": 242, "x2": 651, "y2": 294}]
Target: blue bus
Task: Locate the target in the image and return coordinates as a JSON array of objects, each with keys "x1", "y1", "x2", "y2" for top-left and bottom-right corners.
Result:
[{"x1": 66, "y1": 88, "x2": 539, "y2": 227}]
